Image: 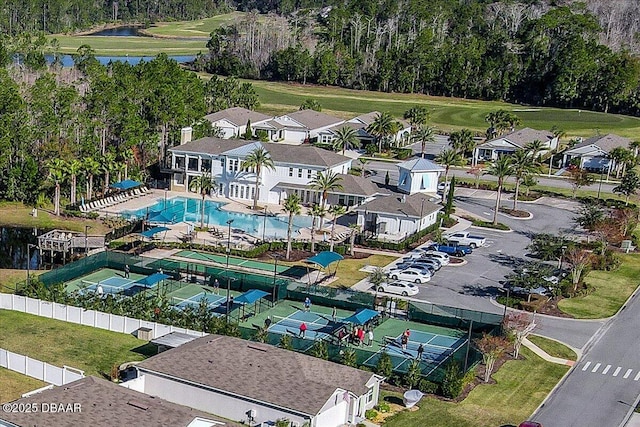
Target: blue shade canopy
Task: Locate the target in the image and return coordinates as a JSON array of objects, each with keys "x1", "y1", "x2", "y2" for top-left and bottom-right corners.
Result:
[
  {"x1": 305, "y1": 251, "x2": 344, "y2": 268},
  {"x1": 147, "y1": 211, "x2": 174, "y2": 224},
  {"x1": 110, "y1": 179, "x2": 142, "y2": 190},
  {"x1": 234, "y1": 289, "x2": 269, "y2": 305},
  {"x1": 140, "y1": 226, "x2": 170, "y2": 238},
  {"x1": 342, "y1": 308, "x2": 379, "y2": 325},
  {"x1": 134, "y1": 273, "x2": 170, "y2": 288}
]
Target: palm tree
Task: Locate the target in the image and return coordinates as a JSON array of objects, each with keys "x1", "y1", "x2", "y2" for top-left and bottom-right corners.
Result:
[
  {"x1": 609, "y1": 147, "x2": 632, "y2": 178},
  {"x1": 510, "y1": 150, "x2": 538, "y2": 211},
  {"x1": 348, "y1": 223, "x2": 361, "y2": 256},
  {"x1": 101, "y1": 151, "x2": 116, "y2": 195},
  {"x1": 448, "y1": 129, "x2": 475, "y2": 158},
  {"x1": 435, "y1": 148, "x2": 462, "y2": 185},
  {"x1": 366, "y1": 112, "x2": 394, "y2": 153},
  {"x1": 119, "y1": 147, "x2": 136, "y2": 180},
  {"x1": 332, "y1": 126, "x2": 359, "y2": 155},
  {"x1": 358, "y1": 158, "x2": 370, "y2": 177},
  {"x1": 283, "y1": 193, "x2": 302, "y2": 260},
  {"x1": 310, "y1": 171, "x2": 343, "y2": 228},
  {"x1": 310, "y1": 204, "x2": 325, "y2": 254},
  {"x1": 524, "y1": 139, "x2": 545, "y2": 162},
  {"x1": 114, "y1": 162, "x2": 126, "y2": 183},
  {"x1": 83, "y1": 157, "x2": 100, "y2": 201},
  {"x1": 47, "y1": 159, "x2": 67, "y2": 216},
  {"x1": 403, "y1": 106, "x2": 429, "y2": 131},
  {"x1": 243, "y1": 146, "x2": 275, "y2": 210},
  {"x1": 188, "y1": 173, "x2": 216, "y2": 229},
  {"x1": 412, "y1": 126, "x2": 435, "y2": 158},
  {"x1": 67, "y1": 159, "x2": 82, "y2": 206},
  {"x1": 328, "y1": 205, "x2": 346, "y2": 251},
  {"x1": 485, "y1": 156, "x2": 514, "y2": 225}
]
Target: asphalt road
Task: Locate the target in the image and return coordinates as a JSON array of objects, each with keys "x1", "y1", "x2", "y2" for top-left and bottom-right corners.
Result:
[{"x1": 533, "y1": 291, "x2": 640, "y2": 427}]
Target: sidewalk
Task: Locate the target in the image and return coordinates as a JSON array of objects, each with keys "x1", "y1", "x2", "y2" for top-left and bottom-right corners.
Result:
[{"x1": 522, "y1": 337, "x2": 575, "y2": 367}]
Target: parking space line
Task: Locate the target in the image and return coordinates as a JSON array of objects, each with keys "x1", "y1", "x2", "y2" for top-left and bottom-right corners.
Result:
[
  {"x1": 634, "y1": 372, "x2": 640, "y2": 381},
  {"x1": 592, "y1": 363, "x2": 601, "y2": 373},
  {"x1": 602, "y1": 365, "x2": 611, "y2": 375},
  {"x1": 613, "y1": 367, "x2": 622, "y2": 377},
  {"x1": 624, "y1": 369, "x2": 633, "y2": 379},
  {"x1": 582, "y1": 361, "x2": 591, "y2": 371}
]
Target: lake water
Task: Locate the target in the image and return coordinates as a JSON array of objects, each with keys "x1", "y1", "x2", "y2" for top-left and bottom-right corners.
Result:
[
  {"x1": 86, "y1": 26, "x2": 149, "y2": 37},
  {"x1": 45, "y1": 54, "x2": 197, "y2": 67},
  {"x1": 0, "y1": 227, "x2": 40, "y2": 269}
]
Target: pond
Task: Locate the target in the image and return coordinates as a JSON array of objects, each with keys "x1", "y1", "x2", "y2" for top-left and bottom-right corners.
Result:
[
  {"x1": 0, "y1": 227, "x2": 40, "y2": 269},
  {"x1": 85, "y1": 26, "x2": 150, "y2": 37},
  {"x1": 45, "y1": 54, "x2": 197, "y2": 67}
]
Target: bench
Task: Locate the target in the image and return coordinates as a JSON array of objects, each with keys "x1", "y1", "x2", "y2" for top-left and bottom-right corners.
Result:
[{"x1": 621, "y1": 240, "x2": 636, "y2": 253}]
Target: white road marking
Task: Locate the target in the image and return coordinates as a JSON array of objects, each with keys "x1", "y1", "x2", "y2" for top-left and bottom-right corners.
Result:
[
  {"x1": 582, "y1": 361, "x2": 592, "y2": 371},
  {"x1": 613, "y1": 367, "x2": 622, "y2": 377},
  {"x1": 602, "y1": 365, "x2": 611, "y2": 375},
  {"x1": 624, "y1": 369, "x2": 633, "y2": 379},
  {"x1": 592, "y1": 363, "x2": 601, "y2": 373},
  {"x1": 634, "y1": 372, "x2": 640, "y2": 381}
]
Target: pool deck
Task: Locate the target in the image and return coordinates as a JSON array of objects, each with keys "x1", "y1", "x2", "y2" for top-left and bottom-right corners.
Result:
[{"x1": 99, "y1": 189, "x2": 351, "y2": 247}]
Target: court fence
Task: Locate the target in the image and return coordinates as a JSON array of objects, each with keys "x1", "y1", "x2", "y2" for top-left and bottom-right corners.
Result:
[
  {"x1": 408, "y1": 301, "x2": 504, "y2": 332},
  {"x1": 0, "y1": 348, "x2": 84, "y2": 387}
]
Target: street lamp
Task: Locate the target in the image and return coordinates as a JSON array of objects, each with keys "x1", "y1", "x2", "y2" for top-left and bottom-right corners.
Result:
[
  {"x1": 225, "y1": 219, "x2": 234, "y2": 321},
  {"x1": 84, "y1": 225, "x2": 92, "y2": 256},
  {"x1": 269, "y1": 253, "x2": 283, "y2": 304},
  {"x1": 25, "y1": 244, "x2": 38, "y2": 289},
  {"x1": 559, "y1": 245, "x2": 567, "y2": 271},
  {"x1": 419, "y1": 198, "x2": 426, "y2": 234},
  {"x1": 262, "y1": 205, "x2": 268, "y2": 243}
]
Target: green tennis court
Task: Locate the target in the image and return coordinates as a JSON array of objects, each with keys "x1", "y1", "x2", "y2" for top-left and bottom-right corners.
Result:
[
  {"x1": 64, "y1": 268, "x2": 147, "y2": 294},
  {"x1": 174, "y1": 250, "x2": 290, "y2": 273}
]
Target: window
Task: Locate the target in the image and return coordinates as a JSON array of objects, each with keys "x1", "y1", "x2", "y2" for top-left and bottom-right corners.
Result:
[
  {"x1": 307, "y1": 169, "x2": 312, "y2": 179},
  {"x1": 187, "y1": 157, "x2": 198, "y2": 171},
  {"x1": 174, "y1": 156, "x2": 185, "y2": 170},
  {"x1": 298, "y1": 168, "x2": 303, "y2": 178},
  {"x1": 228, "y1": 159, "x2": 234, "y2": 172},
  {"x1": 366, "y1": 388, "x2": 374, "y2": 403},
  {"x1": 338, "y1": 195, "x2": 345, "y2": 205},
  {"x1": 233, "y1": 185, "x2": 238, "y2": 198},
  {"x1": 201, "y1": 159, "x2": 211, "y2": 172},
  {"x1": 219, "y1": 183, "x2": 223, "y2": 195},
  {"x1": 220, "y1": 158, "x2": 225, "y2": 168},
  {"x1": 175, "y1": 173, "x2": 184, "y2": 185},
  {"x1": 289, "y1": 168, "x2": 294, "y2": 177},
  {"x1": 251, "y1": 187, "x2": 255, "y2": 200},
  {"x1": 234, "y1": 160, "x2": 239, "y2": 172},
  {"x1": 240, "y1": 186, "x2": 245, "y2": 199}
]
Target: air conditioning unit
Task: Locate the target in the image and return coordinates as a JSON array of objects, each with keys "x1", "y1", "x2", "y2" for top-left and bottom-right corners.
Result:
[{"x1": 137, "y1": 327, "x2": 153, "y2": 341}]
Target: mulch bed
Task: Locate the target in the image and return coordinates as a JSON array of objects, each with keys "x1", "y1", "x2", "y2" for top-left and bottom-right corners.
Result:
[{"x1": 499, "y1": 208, "x2": 531, "y2": 218}]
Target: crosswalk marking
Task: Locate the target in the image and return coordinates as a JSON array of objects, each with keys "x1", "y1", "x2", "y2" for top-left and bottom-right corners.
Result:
[
  {"x1": 602, "y1": 365, "x2": 611, "y2": 375},
  {"x1": 582, "y1": 361, "x2": 639, "y2": 380},
  {"x1": 582, "y1": 361, "x2": 591, "y2": 371},
  {"x1": 624, "y1": 369, "x2": 633, "y2": 379},
  {"x1": 634, "y1": 372, "x2": 640, "y2": 381},
  {"x1": 592, "y1": 363, "x2": 601, "y2": 373},
  {"x1": 613, "y1": 367, "x2": 622, "y2": 377}
]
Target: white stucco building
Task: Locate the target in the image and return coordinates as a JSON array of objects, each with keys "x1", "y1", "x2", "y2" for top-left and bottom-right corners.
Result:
[
  {"x1": 396, "y1": 157, "x2": 444, "y2": 194},
  {"x1": 254, "y1": 110, "x2": 345, "y2": 144},
  {"x1": 128, "y1": 335, "x2": 383, "y2": 427},
  {"x1": 562, "y1": 133, "x2": 634, "y2": 172},
  {"x1": 203, "y1": 107, "x2": 272, "y2": 139},
  {"x1": 473, "y1": 127, "x2": 558, "y2": 164}
]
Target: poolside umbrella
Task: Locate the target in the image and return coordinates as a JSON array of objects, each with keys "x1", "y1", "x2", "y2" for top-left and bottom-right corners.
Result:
[
  {"x1": 147, "y1": 211, "x2": 173, "y2": 224},
  {"x1": 140, "y1": 226, "x2": 170, "y2": 239},
  {"x1": 110, "y1": 179, "x2": 142, "y2": 190}
]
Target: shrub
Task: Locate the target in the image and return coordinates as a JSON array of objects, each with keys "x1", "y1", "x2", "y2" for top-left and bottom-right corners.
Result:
[
  {"x1": 375, "y1": 351, "x2": 393, "y2": 378},
  {"x1": 470, "y1": 219, "x2": 510, "y2": 230},
  {"x1": 376, "y1": 402, "x2": 390, "y2": 413},
  {"x1": 279, "y1": 335, "x2": 293, "y2": 350},
  {"x1": 404, "y1": 359, "x2": 422, "y2": 389},
  {"x1": 441, "y1": 361, "x2": 465, "y2": 399},
  {"x1": 591, "y1": 250, "x2": 620, "y2": 271},
  {"x1": 418, "y1": 379, "x2": 439, "y2": 394},
  {"x1": 394, "y1": 148, "x2": 412, "y2": 160},
  {"x1": 365, "y1": 409, "x2": 378, "y2": 420}
]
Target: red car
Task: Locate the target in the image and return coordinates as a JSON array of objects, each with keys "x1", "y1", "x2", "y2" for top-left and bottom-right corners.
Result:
[{"x1": 519, "y1": 422, "x2": 543, "y2": 427}]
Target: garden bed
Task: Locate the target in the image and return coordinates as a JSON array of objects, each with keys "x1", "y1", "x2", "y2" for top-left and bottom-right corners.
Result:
[{"x1": 499, "y1": 208, "x2": 532, "y2": 219}]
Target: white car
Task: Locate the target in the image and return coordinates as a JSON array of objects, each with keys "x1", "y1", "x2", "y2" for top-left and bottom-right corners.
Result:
[
  {"x1": 420, "y1": 250, "x2": 450, "y2": 266},
  {"x1": 389, "y1": 268, "x2": 431, "y2": 284},
  {"x1": 376, "y1": 281, "x2": 420, "y2": 296}
]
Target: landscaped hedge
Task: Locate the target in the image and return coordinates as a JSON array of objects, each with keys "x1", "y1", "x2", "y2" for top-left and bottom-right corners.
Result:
[
  {"x1": 155, "y1": 241, "x2": 347, "y2": 257},
  {"x1": 359, "y1": 221, "x2": 440, "y2": 251}
]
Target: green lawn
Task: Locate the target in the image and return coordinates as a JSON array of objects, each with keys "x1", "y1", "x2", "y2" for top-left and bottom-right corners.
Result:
[
  {"x1": 0, "y1": 368, "x2": 46, "y2": 403},
  {"x1": 383, "y1": 347, "x2": 568, "y2": 427},
  {"x1": 0, "y1": 201, "x2": 111, "y2": 234},
  {"x1": 334, "y1": 254, "x2": 398, "y2": 288},
  {"x1": 558, "y1": 253, "x2": 640, "y2": 319},
  {"x1": 249, "y1": 80, "x2": 640, "y2": 138},
  {"x1": 0, "y1": 310, "x2": 151, "y2": 377},
  {"x1": 143, "y1": 12, "x2": 247, "y2": 38},
  {"x1": 528, "y1": 335, "x2": 577, "y2": 361},
  {"x1": 0, "y1": 269, "x2": 43, "y2": 294},
  {"x1": 46, "y1": 34, "x2": 207, "y2": 56}
]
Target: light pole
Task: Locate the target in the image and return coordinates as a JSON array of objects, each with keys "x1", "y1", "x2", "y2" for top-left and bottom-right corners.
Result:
[
  {"x1": 225, "y1": 219, "x2": 234, "y2": 321},
  {"x1": 84, "y1": 225, "x2": 92, "y2": 256},
  {"x1": 559, "y1": 245, "x2": 567, "y2": 271},
  {"x1": 25, "y1": 244, "x2": 37, "y2": 289},
  {"x1": 270, "y1": 253, "x2": 283, "y2": 304},
  {"x1": 419, "y1": 198, "x2": 425, "y2": 234},
  {"x1": 262, "y1": 205, "x2": 268, "y2": 243},
  {"x1": 597, "y1": 167, "x2": 604, "y2": 199}
]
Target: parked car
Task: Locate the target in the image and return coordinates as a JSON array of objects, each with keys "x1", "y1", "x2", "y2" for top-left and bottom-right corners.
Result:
[
  {"x1": 420, "y1": 250, "x2": 450, "y2": 266},
  {"x1": 389, "y1": 268, "x2": 432, "y2": 284},
  {"x1": 404, "y1": 257, "x2": 442, "y2": 271},
  {"x1": 376, "y1": 281, "x2": 420, "y2": 296},
  {"x1": 389, "y1": 263, "x2": 435, "y2": 276},
  {"x1": 443, "y1": 231, "x2": 486, "y2": 248},
  {"x1": 505, "y1": 284, "x2": 551, "y2": 296},
  {"x1": 519, "y1": 422, "x2": 543, "y2": 427},
  {"x1": 428, "y1": 243, "x2": 473, "y2": 257}
]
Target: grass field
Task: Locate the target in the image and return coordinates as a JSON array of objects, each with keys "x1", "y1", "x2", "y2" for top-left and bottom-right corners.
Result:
[
  {"x1": 528, "y1": 335, "x2": 577, "y2": 361},
  {"x1": 0, "y1": 368, "x2": 46, "y2": 403},
  {"x1": 333, "y1": 254, "x2": 398, "y2": 288},
  {"x1": 46, "y1": 34, "x2": 207, "y2": 56},
  {"x1": 143, "y1": 12, "x2": 246, "y2": 38},
  {"x1": 0, "y1": 269, "x2": 43, "y2": 294},
  {"x1": 558, "y1": 253, "x2": 640, "y2": 319},
  {"x1": 0, "y1": 201, "x2": 110, "y2": 234},
  {"x1": 383, "y1": 347, "x2": 569, "y2": 427},
  {"x1": 0, "y1": 310, "x2": 150, "y2": 377},
  {"x1": 249, "y1": 80, "x2": 640, "y2": 138}
]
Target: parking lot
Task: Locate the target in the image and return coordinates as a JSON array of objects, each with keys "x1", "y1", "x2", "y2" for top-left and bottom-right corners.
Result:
[{"x1": 366, "y1": 194, "x2": 584, "y2": 315}]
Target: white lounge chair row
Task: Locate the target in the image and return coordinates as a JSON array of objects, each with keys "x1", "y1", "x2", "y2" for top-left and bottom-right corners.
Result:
[{"x1": 80, "y1": 187, "x2": 150, "y2": 213}]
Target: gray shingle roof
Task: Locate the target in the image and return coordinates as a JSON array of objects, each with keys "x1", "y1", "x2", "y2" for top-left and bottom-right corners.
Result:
[
  {"x1": 355, "y1": 192, "x2": 441, "y2": 218},
  {"x1": 568, "y1": 133, "x2": 632, "y2": 154},
  {"x1": 204, "y1": 107, "x2": 271, "y2": 127},
  {"x1": 332, "y1": 174, "x2": 387, "y2": 197},
  {"x1": 284, "y1": 110, "x2": 344, "y2": 129},
  {"x1": 0, "y1": 376, "x2": 239, "y2": 427},
  {"x1": 136, "y1": 335, "x2": 378, "y2": 416},
  {"x1": 397, "y1": 157, "x2": 444, "y2": 172},
  {"x1": 170, "y1": 139, "x2": 351, "y2": 168},
  {"x1": 482, "y1": 127, "x2": 554, "y2": 148}
]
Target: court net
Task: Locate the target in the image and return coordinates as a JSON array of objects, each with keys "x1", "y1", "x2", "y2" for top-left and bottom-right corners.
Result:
[
  {"x1": 171, "y1": 293, "x2": 226, "y2": 309},
  {"x1": 80, "y1": 277, "x2": 135, "y2": 294}
]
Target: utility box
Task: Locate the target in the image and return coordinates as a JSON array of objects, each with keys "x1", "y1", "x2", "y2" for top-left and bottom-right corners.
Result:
[{"x1": 137, "y1": 327, "x2": 153, "y2": 341}]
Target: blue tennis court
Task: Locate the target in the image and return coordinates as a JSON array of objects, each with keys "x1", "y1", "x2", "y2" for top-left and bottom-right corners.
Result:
[
  {"x1": 81, "y1": 276, "x2": 137, "y2": 295},
  {"x1": 269, "y1": 310, "x2": 343, "y2": 342},
  {"x1": 172, "y1": 292, "x2": 227, "y2": 311}
]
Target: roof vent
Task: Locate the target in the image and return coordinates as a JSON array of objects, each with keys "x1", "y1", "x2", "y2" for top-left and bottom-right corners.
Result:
[
  {"x1": 127, "y1": 399, "x2": 150, "y2": 411},
  {"x1": 247, "y1": 344, "x2": 268, "y2": 352},
  {"x1": 401, "y1": 195, "x2": 406, "y2": 203}
]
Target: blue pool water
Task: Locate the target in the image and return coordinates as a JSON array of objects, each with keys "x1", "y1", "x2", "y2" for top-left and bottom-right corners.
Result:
[{"x1": 122, "y1": 197, "x2": 313, "y2": 240}]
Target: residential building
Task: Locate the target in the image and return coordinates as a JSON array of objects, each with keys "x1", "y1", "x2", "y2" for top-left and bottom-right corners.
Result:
[
  {"x1": 562, "y1": 133, "x2": 634, "y2": 172},
  {"x1": 168, "y1": 136, "x2": 352, "y2": 205},
  {"x1": 348, "y1": 112, "x2": 412, "y2": 146},
  {"x1": 396, "y1": 157, "x2": 444, "y2": 195},
  {"x1": 128, "y1": 334, "x2": 383, "y2": 427},
  {"x1": 254, "y1": 110, "x2": 345, "y2": 144},
  {"x1": 316, "y1": 121, "x2": 375, "y2": 147},
  {"x1": 0, "y1": 376, "x2": 240, "y2": 427},
  {"x1": 473, "y1": 127, "x2": 558, "y2": 163},
  {"x1": 326, "y1": 174, "x2": 388, "y2": 207},
  {"x1": 203, "y1": 107, "x2": 272, "y2": 139}
]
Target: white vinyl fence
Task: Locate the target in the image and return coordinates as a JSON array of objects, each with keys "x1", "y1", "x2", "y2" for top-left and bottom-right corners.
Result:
[
  {"x1": 0, "y1": 294, "x2": 207, "y2": 340},
  {"x1": 0, "y1": 348, "x2": 84, "y2": 386}
]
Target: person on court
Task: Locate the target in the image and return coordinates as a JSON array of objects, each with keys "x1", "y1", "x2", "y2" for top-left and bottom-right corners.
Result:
[
  {"x1": 299, "y1": 322, "x2": 307, "y2": 338},
  {"x1": 304, "y1": 297, "x2": 311, "y2": 312}
]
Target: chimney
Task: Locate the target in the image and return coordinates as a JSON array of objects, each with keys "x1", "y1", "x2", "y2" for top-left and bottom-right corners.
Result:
[
  {"x1": 180, "y1": 127, "x2": 193, "y2": 145},
  {"x1": 401, "y1": 195, "x2": 406, "y2": 203}
]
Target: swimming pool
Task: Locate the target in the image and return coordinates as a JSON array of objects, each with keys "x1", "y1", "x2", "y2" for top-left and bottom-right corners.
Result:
[{"x1": 122, "y1": 197, "x2": 313, "y2": 240}]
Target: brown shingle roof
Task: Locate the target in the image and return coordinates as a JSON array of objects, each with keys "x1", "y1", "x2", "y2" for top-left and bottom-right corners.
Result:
[
  {"x1": 170, "y1": 139, "x2": 351, "y2": 168},
  {"x1": 0, "y1": 376, "x2": 240, "y2": 427},
  {"x1": 204, "y1": 107, "x2": 271, "y2": 127},
  {"x1": 355, "y1": 192, "x2": 441, "y2": 218},
  {"x1": 137, "y1": 335, "x2": 378, "y2": 416},
  {"x1": 284, "y1": 110, "x2": 344, "y2": 129},
  {"x1": 570, "y1": 133, "x2": 632, "y2": 153}
]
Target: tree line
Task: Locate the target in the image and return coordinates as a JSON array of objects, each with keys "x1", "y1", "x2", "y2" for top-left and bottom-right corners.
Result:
[
  {"x1": 196, "y1": 1, "x2": 640, "y2": 117},
  {"x1": 0, "y1": 44, "x2": 258, "y2": 207}
]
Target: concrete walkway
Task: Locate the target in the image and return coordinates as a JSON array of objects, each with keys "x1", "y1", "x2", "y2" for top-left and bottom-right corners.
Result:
[{"x1": 523, "y1": 337, "x2": 575, "y2": 367}]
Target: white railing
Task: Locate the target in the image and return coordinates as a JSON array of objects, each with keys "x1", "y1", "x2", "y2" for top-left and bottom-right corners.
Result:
[
  {"x1": 0, "y1": 348, "x2": 84, "y2": 386},
  {"x1": 0, "y1": 293, "x2": 207, "y2": 340}
]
